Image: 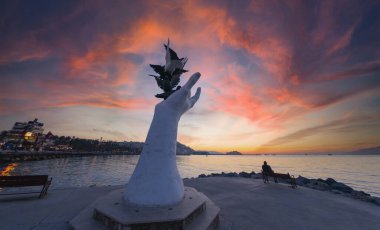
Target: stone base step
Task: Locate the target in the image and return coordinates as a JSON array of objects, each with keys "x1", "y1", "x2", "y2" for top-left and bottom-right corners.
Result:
[
  {"x1": 70, "y1": 187, "x2": 220, "y2": 230},
  {"x1": 186, "y1": 196, "x2": 220, "y2": 230}
]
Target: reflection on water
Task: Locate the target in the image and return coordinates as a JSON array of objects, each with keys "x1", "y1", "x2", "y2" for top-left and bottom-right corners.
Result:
[
  {"x1": 0, "y1": 162, "x2": 18, "y2": 192},
  {"x1": 0, "y1": 163, "x2": 18, "y2": 176},
  {"x1": 0, "y1": 155, "x2": 379, "y2": 196}
]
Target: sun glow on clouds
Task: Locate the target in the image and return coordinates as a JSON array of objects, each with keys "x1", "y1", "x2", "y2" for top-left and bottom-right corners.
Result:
[{"x1": 0, "y1": 0, "x2": 379, "y2": 153}]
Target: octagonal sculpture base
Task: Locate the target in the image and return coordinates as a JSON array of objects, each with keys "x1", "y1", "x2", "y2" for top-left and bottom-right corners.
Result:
[{"x1": 70, "y1": 187, "x2": 220, "y2": 230}]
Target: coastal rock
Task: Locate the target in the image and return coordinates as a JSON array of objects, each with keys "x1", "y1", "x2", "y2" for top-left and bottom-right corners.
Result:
[
  {"x1": 196, "y1": 171, "x2": 379, "y2": 206},
  {"x1": 372, "y1": 197, "x2": 380, "y2": 205},
  {"x1": 238, "y1": 171, "x2": 252, "y2": 178},
  {"x1": 329, "y1": 181, "x2": 354, "y2": 194},
  {"x1": 300, "y1": 178, "x2": 355, "y2": 194},
  {"x1": 225, "y1": 172, "x2": 238, "y2": 177},
  {"x1": 352, "y1": 190, "x2": 370, "y2": 197},
  {"x1": 295, "y1": 176, "x2": 311, "y2": 185},
  {"x1": 304, "y1": 179, "x2": 331, "y2": 191},
  {"x1": 210, "y1": 172, "x2": 239, "y2": 177},
  {"x1": 325, "y1": 178, "x2": 337, "y2": 185},
  {"x1": 351, "y1": 190, "x2": 374, "y2": 203},
  {"x1": 198, "y1": 174, "x2": 208, "y2": 178},
  {"x1": 197, "y1": 171, "x2": 255, "y2": 178}
]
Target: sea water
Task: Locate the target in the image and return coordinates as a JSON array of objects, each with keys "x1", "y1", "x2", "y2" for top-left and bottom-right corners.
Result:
[{"x1": 1, "y1": 155, "x2": 379, "y2": 197}]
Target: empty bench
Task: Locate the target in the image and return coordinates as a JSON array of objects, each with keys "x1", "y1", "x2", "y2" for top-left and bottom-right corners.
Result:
[
  {"x1": 262, "y1": 171, "x2": 297, "y2": 188},
  {"x1": 0, "y1": 175, "x2": 52, "y2": 198}
]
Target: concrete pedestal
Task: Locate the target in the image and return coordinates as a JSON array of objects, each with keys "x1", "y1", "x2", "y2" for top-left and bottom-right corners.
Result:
[{"x1": 70, "y1": 187, "x2": 220, "y2": 230}]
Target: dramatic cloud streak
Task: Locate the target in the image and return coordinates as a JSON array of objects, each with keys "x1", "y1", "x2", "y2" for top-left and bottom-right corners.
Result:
[
  {"x1": 0, "y1": 0, "x2": 379, "y2": 152},
  {"x1": 262, "y1": 114, "x2": 380, "y2": 147}
]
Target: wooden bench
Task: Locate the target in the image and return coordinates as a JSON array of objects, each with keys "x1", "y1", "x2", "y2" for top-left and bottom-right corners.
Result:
[
  {"x1": 262, "y1": 171, "x2": 297, "y2": 188},
  {"x1": 0, "y1": 175, "x2": 52, "y2": 198}
]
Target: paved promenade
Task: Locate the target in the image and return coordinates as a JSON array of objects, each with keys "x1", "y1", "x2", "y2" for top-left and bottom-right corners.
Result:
[{"x1": 1, "y1": 178, "x2": 380, "y2": 230}]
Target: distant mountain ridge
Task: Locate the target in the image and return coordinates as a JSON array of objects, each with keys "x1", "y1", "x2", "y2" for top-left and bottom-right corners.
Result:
[
  {"x1": 119, "y1": 141, "x2": 194, "y2": 155},
  {"x1": 176, "y1": 142, "x2": 195, "y2": 155},
  {"x1": 348, "y1": 146, "x2": 380, "y2": 155},
  {"x1": 226, "y1": 151, "x2": 242, "y2": 155}
]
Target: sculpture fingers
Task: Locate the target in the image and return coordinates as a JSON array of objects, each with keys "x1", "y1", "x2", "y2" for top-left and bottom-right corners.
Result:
[
  {"x1": 189, "y1": 87, "x2": 201, "y2": 107},
  {"x1": 165, "y1": 85, "x2": 187, "y2": 104},
  {"x1": 183, "y1": 72, "x2": 201, "y2": 90}
]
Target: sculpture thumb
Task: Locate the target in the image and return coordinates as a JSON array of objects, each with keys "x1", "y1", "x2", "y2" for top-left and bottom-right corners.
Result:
[
  {"x1": 190, "y1": 87, "x2": 201, "y2": 107},
  {"x1": 183, "y1": 72, "x2": 201, "y2": 90}
]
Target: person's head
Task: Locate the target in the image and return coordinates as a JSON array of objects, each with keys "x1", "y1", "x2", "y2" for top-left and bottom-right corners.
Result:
[{"x1": 264, "y1": 161, "x2": 267, "y2": 165}]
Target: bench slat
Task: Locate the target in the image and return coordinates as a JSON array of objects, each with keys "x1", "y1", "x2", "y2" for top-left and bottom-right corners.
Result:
[
  {"x1": 0, "y1": 181, "x2": 46, "y2": 187},
  {"x1": 262, "y1": 171, "x2": 297, "y2": 188},
  {"x1": 274, "y1": 173, "x2": 291, "y2": 179},
  {"x1": 0, "y1": 176, "x2": 48, "y2": 187},
  {"x1": 0, "y1": 175, "x2": 52, "y2": 198},
  {"x1": 0, "y1": 175, "x2": 48, "y2": 180},
  {"x1": 0, "y1": 192, "x2": 41, "y2": 196}
]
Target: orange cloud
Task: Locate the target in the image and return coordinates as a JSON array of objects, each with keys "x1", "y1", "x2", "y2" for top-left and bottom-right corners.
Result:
[
  {"x1": 208, "y1": 65, "x2": 284, "y2": 127},
  {"x1": 265, "y1": 87, "x2": 308, "y2": 108},
  {"x1": 54, "y1": 97, "x2": 150, "y2": 110}
]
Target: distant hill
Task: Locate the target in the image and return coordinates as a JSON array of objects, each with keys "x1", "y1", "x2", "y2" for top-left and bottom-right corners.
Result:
[
  {"x1": 226, "y1": 151, "x2": 242, "y2": 155},
  {"x1": 119, "y1": 141, "x2": 194, "y2": 155},
  {"x1": 192, "y1": 151, "x2": 210, "y2": 155},
  {"x1": 348, "y1": 146, "x2": 380, "y2": 155},
  {"x1": 208, "y1": 151, "x2": 224, "y2": 155},
  {"x1": 176, "y1": 142, "x2": 195, "y2": 155},
  {"x1": 191, "y1": 150, "x2": 225, "y2": 155}
]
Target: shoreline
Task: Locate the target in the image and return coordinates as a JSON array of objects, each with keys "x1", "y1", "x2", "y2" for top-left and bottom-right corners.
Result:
[
  {"x1": 0, "y1": 151, "x2": 140, "y2": 162},
  {"x1": 1, "y1": 151, "x2": 379, "y2": 163},
  {"x1": 2, "y1": 170, "x2": 378, "y2": 207},
  {"x1": 193, "y1": 171, "x2": 380, "y2": 206},
  {"x1": 1, "y1": 155, "x2": 379, "y2": 205}
]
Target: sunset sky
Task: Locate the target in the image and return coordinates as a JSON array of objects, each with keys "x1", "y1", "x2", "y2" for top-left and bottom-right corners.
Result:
[{"x1": 0, "y1": 0, "x2": 379, "y2": 153}]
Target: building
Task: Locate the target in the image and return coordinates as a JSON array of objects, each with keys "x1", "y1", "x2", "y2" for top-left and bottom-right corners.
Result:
[{"x1": 5, "y1": 118, "x2": 44, "y2": 150}]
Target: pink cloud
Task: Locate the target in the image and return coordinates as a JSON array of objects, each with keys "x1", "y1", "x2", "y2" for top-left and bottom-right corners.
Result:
[
  {"x1": 327, "y1": 22, "x2": 358, "y2": 56},
  {"x1": 1, "y1": 0, "x2": 379, "y2": 150}
]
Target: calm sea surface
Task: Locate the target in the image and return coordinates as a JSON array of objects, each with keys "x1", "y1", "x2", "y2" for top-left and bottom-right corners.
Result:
[{"x1": 1, "y1": 155, "x2": 379, "y2": 197}]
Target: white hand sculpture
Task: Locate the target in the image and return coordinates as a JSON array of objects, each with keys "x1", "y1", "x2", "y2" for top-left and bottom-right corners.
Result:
[
  {"x1": 162, "y1": 72, "x2": 201, "y2": 116},
  {"x1": 124, "y1": 73, "x2": 201, "y2": 206}
]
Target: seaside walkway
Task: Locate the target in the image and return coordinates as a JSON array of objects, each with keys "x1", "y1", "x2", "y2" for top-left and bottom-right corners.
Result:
[{"x1": 0, "y1": 178, "x2": 379, "y2": 230}]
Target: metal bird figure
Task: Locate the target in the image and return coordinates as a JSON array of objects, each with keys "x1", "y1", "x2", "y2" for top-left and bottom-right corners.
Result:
[{"x1": 149, "y1": 39, "x2": 188, "y2": 100}]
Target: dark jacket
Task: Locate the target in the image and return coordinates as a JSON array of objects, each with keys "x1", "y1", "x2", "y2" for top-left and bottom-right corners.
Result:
[{"x1": 262, "y1": 164, "x2": 273, "y2": 174}]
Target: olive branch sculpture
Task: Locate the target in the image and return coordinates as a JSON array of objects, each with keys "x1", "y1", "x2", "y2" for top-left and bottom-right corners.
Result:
[{"x1": 149, "y1": 39, "x2": 188, "y2": 99}]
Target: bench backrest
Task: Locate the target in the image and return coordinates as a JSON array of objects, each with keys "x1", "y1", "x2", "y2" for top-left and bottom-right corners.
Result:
[
  {"x1": 262, "y1": 171, "x2": 291, "y2": 179},
  {"x1": 274, "y1": 173, "x2": 291, "y2": 179},
  {"x1": 0, "y1": 175, "x2": 48, "y2": 187}
]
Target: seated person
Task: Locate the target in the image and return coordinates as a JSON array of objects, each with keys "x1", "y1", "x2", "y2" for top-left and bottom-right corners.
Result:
[{"x1": 262, "y1": 161, "x2": 277, "y2": 183}]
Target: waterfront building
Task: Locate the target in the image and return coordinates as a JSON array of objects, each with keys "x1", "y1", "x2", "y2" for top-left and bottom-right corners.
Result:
[
  {"x1": 40, "y1": 131, "x2": 56, "y2": 150},
  {"x1": 54, "y1": 144, "x2": 72, "y2": 151},
  {"x1": 5, "y1": 118, "x2": 44, "y2": 150}
]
